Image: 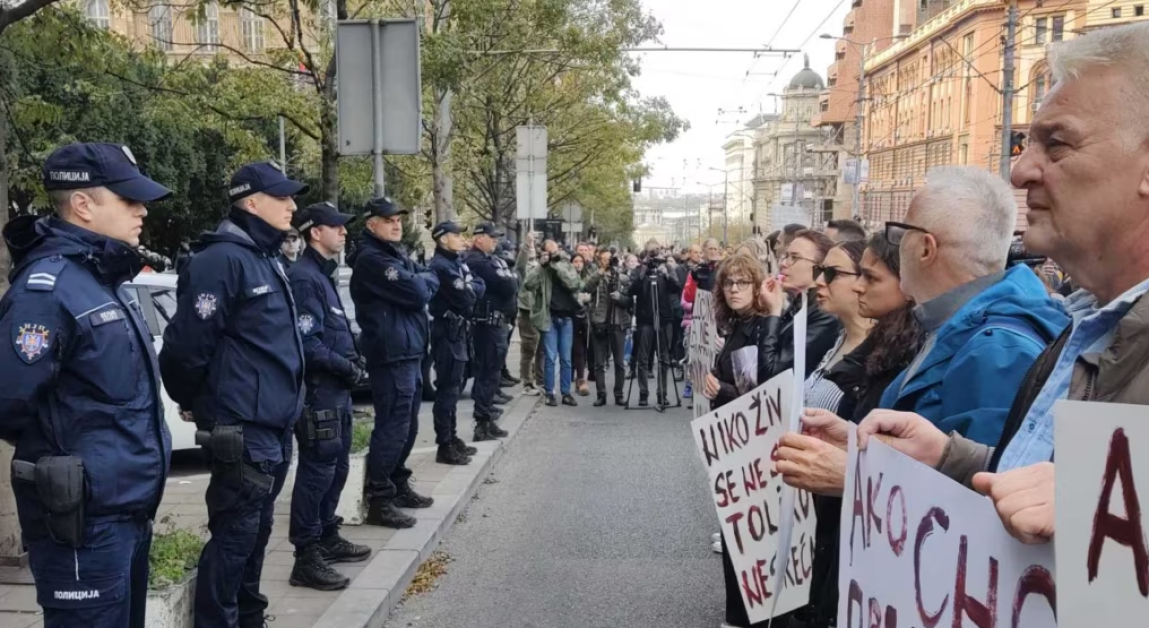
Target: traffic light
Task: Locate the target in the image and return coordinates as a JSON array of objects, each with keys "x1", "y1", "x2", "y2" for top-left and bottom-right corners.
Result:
[{"x1": 1010, "y1": 131, "x2": 1027, "y2": 157}]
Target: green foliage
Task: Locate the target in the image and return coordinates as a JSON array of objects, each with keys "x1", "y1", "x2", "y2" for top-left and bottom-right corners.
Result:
[
  {"x1": 351, "y1": 419, "x2": 372, "y2": 454},
  {"x1": 148, "y1": 526, "x2": 204, "y2": 590}
]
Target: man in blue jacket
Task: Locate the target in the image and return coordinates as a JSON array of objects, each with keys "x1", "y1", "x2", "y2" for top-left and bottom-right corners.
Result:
[
  {"x1": 160, "y1": 161, "x2": 307, "y2": 628},
  {"x1": 877, "y1": 166, "x2": 1069, "y2": 446},
  {"x1": 349, "y1": 198, "x2": 440, "y2": 528},
  {"x1": 0, "y1": 143, "x2": 172, "y2": 628},
  {"x1": 428, "y1": 221, "x2": 485, "y2": 464},
  {"x1": 286, "y1": 203, "x2": 372, "y2": 591}
]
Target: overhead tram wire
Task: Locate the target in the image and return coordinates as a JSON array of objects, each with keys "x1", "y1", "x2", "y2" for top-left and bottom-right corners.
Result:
[{"x1": 753, "y1": 0, "x2": 850, "y2": 107}]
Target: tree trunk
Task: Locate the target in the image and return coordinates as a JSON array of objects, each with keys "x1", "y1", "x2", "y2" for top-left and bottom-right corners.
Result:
[
  {"x1": 0, "y1": 51, "x2": 11, "y2": 296},
  {"x1": 431, "y1": 87, "x2": 455, "y2": 222},
  {"x1": 320, "y1": 88, "x2": 340, "y2": 203}
]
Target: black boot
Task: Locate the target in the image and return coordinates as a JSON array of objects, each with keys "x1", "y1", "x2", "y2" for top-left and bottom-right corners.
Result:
[
  {"x1": 317, "y1": 533, "x2": 372, "y2": 564},
  {"x1": 500, "y1": 370, "x2": 520, "y2": 387},
  {"x1": 562, "y1": 394, "x2": 578, "y2": 407},
  {"x1": 395, "y1": 483, "x2": 434, "y2": 508},
  {"x1": 486, "y1": 421, "x2": 508, "y2": 437},
  {"x1": 474, "y1": 421, "x2": 500, "y2": 442},
  {"x1": 615, "y1": 394, "x2": 625, "y2": 406},
  {"x1": 437, "y1": 443, "x2": 472, "y2": 465},
  {"x1": 593, "y1": 393, "x2": 607, "y2": 407},
  {"x1": 545, "y1": 394, "x2": 558, "y2": 407},
  {"x1": 493, "y1": 391, "x2": 513, "y2": 405},
  {"x1": 639, "y1": 395, "x2": 649, "y2": 406},
  {"x1": 452, "y1": 436, "x2": 478, "y2": 456},
  {"x1": 366, "y1": 498, "x2": 417, "y2": 528},
  {"x1": 290, "y1": 544, "x2": 350, "y2": 591}
]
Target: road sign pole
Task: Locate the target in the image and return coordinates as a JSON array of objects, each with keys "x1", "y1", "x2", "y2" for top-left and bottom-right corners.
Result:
[{"x1": 370, "y1": 20, "x2": 385, "y2": 198}]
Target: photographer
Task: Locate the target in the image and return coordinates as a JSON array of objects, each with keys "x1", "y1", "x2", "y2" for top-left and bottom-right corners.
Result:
[
  {"x1": 523, "y1": 239, "x2": 584, "y2": 407},
  {"x1": 586, "y1": 248, "x2": 632, "y2": 406},
  {"x1": 630, "y1": 239, "x2": 680, "y2": 406}
]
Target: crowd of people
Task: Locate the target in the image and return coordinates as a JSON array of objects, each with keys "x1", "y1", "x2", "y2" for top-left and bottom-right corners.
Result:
[{"x1": 690, "y1": 21, "x2": 1149, "y2": 628}]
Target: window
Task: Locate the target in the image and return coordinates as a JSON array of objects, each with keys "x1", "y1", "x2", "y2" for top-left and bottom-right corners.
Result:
[
  {"x1": 1052, "y1": 15, "x2": 1065, "y2": 41},
  {"x1": 1113, "y1": 6, "x2": 1122, "y2": 18},
  {"x1": 962, "y1": 33, "x2": 974, "y2": 57},
  {"x1": 196, "y1": 3, "x2": 220, "y2": 50},
  {"x1": 1034, "y1": 17, "x2": 1047, "y2": 44},
  {"x1": 1034, "y1": 74, "x2": 1048, "y2": 108},
  {"x1": 1137, "y1": 5, "x2": 1145, "y2": 16},
  {"x1": 149, "y1": 5, "x2": 172, "y2": 51},
  {"x1": 241, "y1": 8, "x2": 264, "y2": 52},
  {"x1": 85, "y1": 0, "x2": 110, "y2": 29},
  {"x1": 959, "y1": 143, "x2": 969, "y2": 165}
]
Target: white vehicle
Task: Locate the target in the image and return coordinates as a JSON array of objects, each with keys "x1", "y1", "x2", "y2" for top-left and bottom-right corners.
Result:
[{"x1": 124, "y1": 271, "x2": 198, "y2": 451}]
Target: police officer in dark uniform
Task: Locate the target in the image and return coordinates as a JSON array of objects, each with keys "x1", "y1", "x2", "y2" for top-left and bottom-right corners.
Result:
[
  {"x1": 160, "y1": 161, "x2": 307, "y2": 628},
  {"x1": 349, "y1": 198, "x2": 440, "y2": 528},
  {"x1": 286, "y1": 203, "x2": 373, "y2": 591},
  {"x1": 427, "y1": 221, "x2": 486, "y2": 465},
  {"x1": 0, "y1": 143, "x2": 172, "y2": 628},
  {"x1": 466, "y1": 222, "x2": 518, "y2": 441}
]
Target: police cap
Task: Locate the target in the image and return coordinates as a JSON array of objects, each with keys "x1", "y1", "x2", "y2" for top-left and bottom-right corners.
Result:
[
  {"x1": 364, "y1": 197, "x2": 407, "y2": 219},
  {"x1": 43, "y1": 143, "x2": 173, "y2": 203},
  {"x1": 294, "y1": 201, "x2": 355, "y2": 233},
  {"x1": 432, "y1": 221, "x2": 462, "y2": 240},
  {"x1": 473, "y1": 221, "x2": 504, "y2": 237},
  {"x1": 228, "y1": 161, "x2": 308, "y2": 202}
]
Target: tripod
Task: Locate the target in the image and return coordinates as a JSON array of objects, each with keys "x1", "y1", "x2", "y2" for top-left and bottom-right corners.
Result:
[{"x1": 625, "y1": 267, "x2": 682, "y2": 413}]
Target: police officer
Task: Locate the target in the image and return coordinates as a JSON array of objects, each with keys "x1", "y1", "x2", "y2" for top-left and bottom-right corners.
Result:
[
  {"x1": 349, "y1": 198, "x2": 439, "y2": 528},
  {"x1": 427, "y1": 221, "x2": 486, "y2": 465},
  {"x1": 286, "y1": 203, "x2": 373, "y2": 591},
  {"x1": 0, "y1": 143, "x2": 172, "y2": 627},
  {"x1": 466, "y1": 222, "x2": 518, "y2": 441},
  {"x1": 160, "y1": 161, "x2": 307, "y2": 628}
]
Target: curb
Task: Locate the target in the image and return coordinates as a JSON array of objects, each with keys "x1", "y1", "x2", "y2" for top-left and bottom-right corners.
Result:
[{"x1": 311, "y1": 393, "x2": 540, "y2": 628}]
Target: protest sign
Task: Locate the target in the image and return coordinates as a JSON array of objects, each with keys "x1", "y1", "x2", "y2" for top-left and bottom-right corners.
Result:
[
  {"x1": 1056, "y1": 401, "x2": 1149, "y2": 626},
  {"x1": 691, "y1": 371, "x2": 816, "y2": 623},
  {"x1": 689, "y1": 290, "x2": 719, "y2": 418},
  {"x1": 838, "y1": 433, "x2": 1056, "y2": 628}
]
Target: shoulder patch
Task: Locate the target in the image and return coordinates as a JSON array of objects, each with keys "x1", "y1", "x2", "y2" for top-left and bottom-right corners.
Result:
[
  {"x1": 298, "y1": 314, "x2": 315, "y2": 334},
  {"x1": 385, "y1": 267, "x2": 400, "y2": 281},
  {"x1": 194, "y1": 293, "x2": 218, "y2": 320},
  {"x1": 13, "y1": 323, "x2": 51, "y2": 364},
  {"x1": 453, "y1": 278, "x2": 465, "y2": 290}
]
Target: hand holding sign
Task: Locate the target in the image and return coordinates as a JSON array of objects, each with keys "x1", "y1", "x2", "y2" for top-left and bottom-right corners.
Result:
[
  {"x1": 856, "y1": 410, "x2": 948, "y2": 467},
  {"x1": 799, "y1": 408, "x2": 850, "y2": 451},
  {"x1": 972, "y1": 462, "x2": 1055, "y2": 545},
  {"x1": 776, "y1": 432, "x2": 848, "y2": 497}
]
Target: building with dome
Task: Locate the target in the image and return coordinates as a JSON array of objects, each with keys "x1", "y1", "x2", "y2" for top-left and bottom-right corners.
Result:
[{"x1": 750, "y1": 57, "x2": 841, "y2": 233}]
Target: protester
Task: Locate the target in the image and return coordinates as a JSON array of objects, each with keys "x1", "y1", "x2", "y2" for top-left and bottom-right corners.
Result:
[
  {"x1": 802, "y1": 240, "x2": 872, "y2": 413},
  {"x1": 586, "y1": 248, "x2": 633, "y2": 406},
  {"x1": 824, "y1": 219, "x2": 866, "y2": 243},
  {"x1": 515, "y1": 233, "x2": 542, "y2": 396},
  {"x1": 524, "y1": 239, "x2": 584, "y2": 407},
  {"x1": 774, "y1": 232, "x2": 925, "y2": 626},
  {"x1": 570, "y1": 253, "x2": 592, "y2": 396},
  {"x1": 681, "y1": 238, "x2": 724, "y2": 398},
  {"x1": 852, "y1": 22, "x2": 1149, "y2": 546}
]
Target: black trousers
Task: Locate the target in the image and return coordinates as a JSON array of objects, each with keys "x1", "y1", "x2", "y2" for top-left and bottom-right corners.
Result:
[
  {"x1": 591, "y1": 325, "x2": 625, "y2": 398},
  {"x1": 634, "y1": 322, "x2": 672, "y2": 397}
]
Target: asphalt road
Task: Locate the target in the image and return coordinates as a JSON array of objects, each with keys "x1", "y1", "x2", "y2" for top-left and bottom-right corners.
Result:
[{"x1": 386, "y1": 373, "x2": 726, "y2": 628}]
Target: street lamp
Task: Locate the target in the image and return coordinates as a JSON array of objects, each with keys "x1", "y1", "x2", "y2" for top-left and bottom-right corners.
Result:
[{"x1": 820, "y1": 33, "x2": 906, "y2": 222}]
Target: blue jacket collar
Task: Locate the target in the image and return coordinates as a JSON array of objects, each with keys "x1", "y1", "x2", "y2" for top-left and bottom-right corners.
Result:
[
  {"x1": 4, "y1": 215, "x2": 141, "y2": 286},
  {"x1": 301, "y1": 245, "x2": 338, "y2": 277}
]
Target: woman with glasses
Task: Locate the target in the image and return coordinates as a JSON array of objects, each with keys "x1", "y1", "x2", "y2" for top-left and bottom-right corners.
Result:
[{"x1": 775, "y1": 232, "x2": 926, "y2": 628}]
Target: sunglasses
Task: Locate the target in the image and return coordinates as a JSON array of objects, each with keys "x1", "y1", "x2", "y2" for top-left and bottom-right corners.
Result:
[
  {"x1": 885, "y1": 221, "x2": 930, "y2": 246},
  {"x1": 814, "y1": 265, "x2": 860, "y2": 284}
]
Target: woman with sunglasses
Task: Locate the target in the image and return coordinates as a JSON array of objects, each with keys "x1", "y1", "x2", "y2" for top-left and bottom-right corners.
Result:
[
  {"x1": 775, "y1": 232, "x2": 926, "y2": 627},
  {"x1": 804, "y1": 240, "x2": 872, "y2": 413}
]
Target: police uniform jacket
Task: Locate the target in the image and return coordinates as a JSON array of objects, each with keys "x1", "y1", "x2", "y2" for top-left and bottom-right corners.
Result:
[
  {"x1": 159, "y1": 210, "x2": 305, "y2": 448},
  {"x1": 288, "y1": 246, "x2": 359, "y2": 409},
  {"x1": 348, "y1": 232, "x2": 440, "y2": 367},
  {"x1": 428, "y1": 248, "x2": 485, "y2": 361},
  {"x1": 0, "y1": 216, "x2": 171, "y2": 518},
  {"x1": 465, "y1": 248, "x2": 518, "y2": 319}
]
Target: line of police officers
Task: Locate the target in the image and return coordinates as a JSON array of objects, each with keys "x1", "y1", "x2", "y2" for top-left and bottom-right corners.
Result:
[{"x1": 0, "y1": 143, "x2": 520, "y2": 628}]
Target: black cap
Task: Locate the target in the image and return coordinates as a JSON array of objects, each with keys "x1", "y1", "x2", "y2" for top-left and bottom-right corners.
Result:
[
  {"x1": 473, "y1": 221, "x2": 504, "y2": 237},
  {"x1": 228, "y1": 161, "x2": 309, "y2": 202},
  {"x1": 43, "y1": 143, "x2": 172, "y2": 203},
  {"x1": 364, "y1": 197, "x2": 407, "y2": 218},
  {"x1": 431, "y1": 221, "x2": 463, "y2": 240},
  {"x1": 294, "y1": 201, "x2": 355, "y2": 232}
]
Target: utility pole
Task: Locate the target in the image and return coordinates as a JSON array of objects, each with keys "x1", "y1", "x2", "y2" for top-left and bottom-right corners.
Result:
[
  {"x1": 852, "y1": 43, "x2": 867, "y2": 220},
  {"x1": 1000, "y1": 0, "x2": 1018, "y2": 181}
]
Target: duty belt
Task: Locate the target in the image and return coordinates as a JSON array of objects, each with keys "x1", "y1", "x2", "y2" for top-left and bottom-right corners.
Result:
[{"x1": 473, "y1": 311, "x2": 506, "y2": 326}]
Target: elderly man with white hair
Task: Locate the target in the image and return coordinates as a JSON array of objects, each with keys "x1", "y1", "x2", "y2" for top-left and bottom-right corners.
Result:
[{"x1": 833, "y1": 22, "x2": 1149, "y2": 546}]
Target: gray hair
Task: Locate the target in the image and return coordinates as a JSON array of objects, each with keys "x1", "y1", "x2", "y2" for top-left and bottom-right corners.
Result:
[{"x1": 910, "y1": 166, "x2": 1016, "y2": 273}]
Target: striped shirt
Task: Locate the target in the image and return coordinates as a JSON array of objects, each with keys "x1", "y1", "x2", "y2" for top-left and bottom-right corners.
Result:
[{"x1": 804, "y1": 332, "x2": 846, "y2": 412}]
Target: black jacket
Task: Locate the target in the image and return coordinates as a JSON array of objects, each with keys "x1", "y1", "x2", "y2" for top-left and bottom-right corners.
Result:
[
  {"x1": 759, "y1": 294, "x2": 842, "y2": 383},
  {"x1": 630, "y1": 265, "x2": 679, "y2": 326},
  {"x1": 349, "y1": 233, "x2": 440, "y2": 366}
]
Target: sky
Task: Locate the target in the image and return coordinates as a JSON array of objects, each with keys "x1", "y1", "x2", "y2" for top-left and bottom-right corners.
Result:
[{"x1": 629, "y1": 0, "x2": 851, "y2": 194}]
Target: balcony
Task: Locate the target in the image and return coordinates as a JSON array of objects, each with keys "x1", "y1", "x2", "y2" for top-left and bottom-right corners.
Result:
[{"x1": 865, "y1": 0, "x2": 999, "y2": 72}]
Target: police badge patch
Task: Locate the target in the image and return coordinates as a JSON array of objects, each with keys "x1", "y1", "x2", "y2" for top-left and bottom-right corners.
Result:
[
  {"x1": 385, "y1": 267, "x2": 400, "y2": 281},
  {"x1": 453, "y1": 278, "x2": 465, "y2": 290},
  {"x1": 298, "y1": 314, "x2": 315, "y2": 334},
  {"x1": 194, "y1": 293, "x2": 218, "y2": 320},
  {"x1": 14, "y1": 324, "x2": 50, "y2": 364}
]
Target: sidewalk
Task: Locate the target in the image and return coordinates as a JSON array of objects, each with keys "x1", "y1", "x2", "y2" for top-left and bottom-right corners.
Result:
[{"x1": 0, "y1": 348, "x2": 539, "y2": 628}]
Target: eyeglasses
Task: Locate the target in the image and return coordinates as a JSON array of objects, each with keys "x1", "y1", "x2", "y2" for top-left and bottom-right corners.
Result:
[
  {"x1": 885, "y1": 221, "x2": 931, "y2": 246},
  {"x1": 814, "y1": 265, "x2": 860, "y2": 284},
  {"x1": 784, "y1": 252, "x2": 818, "y2": 266},
  {"x1": 722, "y1": 279, "x2": 754, "y2": 292}
]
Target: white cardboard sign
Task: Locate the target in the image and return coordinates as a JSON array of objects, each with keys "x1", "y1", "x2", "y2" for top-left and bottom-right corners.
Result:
[
  {"x1": 691, "y1": 371, "x2": 816, "y2": 623},
  {"x1": 688, "y1": 290, "x2": 719, "y2": 418},
  {"x1": 1056, "y1": 400, "x2": 1149, "y2": 627},
  {"x1": 838, "y1": 433, "x2": 1056, "y2": 628}
]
